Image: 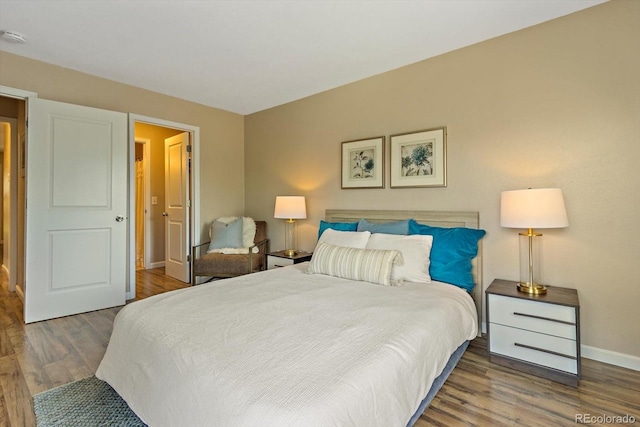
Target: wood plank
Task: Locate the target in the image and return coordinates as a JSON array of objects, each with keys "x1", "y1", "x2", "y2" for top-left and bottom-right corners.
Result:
[{"x1": 0, "y1": 354, "x2": 36, "y2": 427}]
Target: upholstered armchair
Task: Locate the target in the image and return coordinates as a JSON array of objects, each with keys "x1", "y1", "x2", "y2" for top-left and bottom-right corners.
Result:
[{"x1": 191, "y1": 218, "x2": 269, "y2": 284}]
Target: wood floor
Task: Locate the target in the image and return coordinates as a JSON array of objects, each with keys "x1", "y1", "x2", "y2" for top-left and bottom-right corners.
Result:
[{"x1": 1, "y1": 271, "x2": 639, "y2": 427}]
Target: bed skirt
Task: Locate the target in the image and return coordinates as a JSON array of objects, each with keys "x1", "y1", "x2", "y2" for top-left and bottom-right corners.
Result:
[{"x1": 407, "y1": 340, "x2": 470, "y2": 426}]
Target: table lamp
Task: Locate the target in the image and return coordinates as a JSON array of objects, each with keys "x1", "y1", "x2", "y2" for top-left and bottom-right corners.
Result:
[
  {"x1": 274, "y1": 196, "x2": 307, "y2": 257},
  {"x1": 500, "y1": 188, "x2": 568, "y2": 295}
]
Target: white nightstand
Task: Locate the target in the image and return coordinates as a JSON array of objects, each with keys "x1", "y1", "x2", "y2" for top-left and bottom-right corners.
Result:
[
  {"x1": 267, "y1": 251, "x2": 313, "y2": 270},
  {"x1": 486, "y1": 279, "x2": 581, "y2": 386}
]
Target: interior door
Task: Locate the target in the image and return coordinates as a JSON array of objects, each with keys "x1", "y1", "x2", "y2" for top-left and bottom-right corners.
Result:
[
  {"x1": 164, "y1": 132, "x2": 190, "y2": 283},
  {"x1": 25, "y1": 98, "x2": 128, "y2": 323}
]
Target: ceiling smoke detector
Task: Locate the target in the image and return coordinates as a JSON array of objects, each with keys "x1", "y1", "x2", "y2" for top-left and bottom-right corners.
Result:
[{"x1": 1, "y1": 31, "x2": 27, "y2": 44}]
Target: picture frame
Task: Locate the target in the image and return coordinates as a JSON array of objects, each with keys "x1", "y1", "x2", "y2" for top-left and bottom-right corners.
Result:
[
  {"x1": 341, "y1": 136, "x2": 385, "y2": 189},
  {"x1": 390, "y1": 127, "x2": 446, "y2": 188}
]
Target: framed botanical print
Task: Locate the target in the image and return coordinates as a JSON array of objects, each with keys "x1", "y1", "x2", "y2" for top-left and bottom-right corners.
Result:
[
  {"x1": 390, "y1": 127, "x2": 446, "y2": 188},
  {"x1": 341, "y1": 136, "x2": 385, "y2": 189}
]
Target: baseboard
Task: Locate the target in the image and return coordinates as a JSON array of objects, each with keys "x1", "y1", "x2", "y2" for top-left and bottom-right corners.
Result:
[
  {"x1": 2, "y1": 264, "x2": 15, "y2": 292},
  {"x1": 582, "y1": 345, "x2": 640, "y2": 372},
  {"x1": 15, "y1": 284, "x2": 24, "y2": 302},
  {"x1": 147, "y1": 261, "x2": 165, "y2": 269}
]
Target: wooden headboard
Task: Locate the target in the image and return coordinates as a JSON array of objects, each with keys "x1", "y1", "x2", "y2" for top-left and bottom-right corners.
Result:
[{"x1": 325, "y1": 209, "x2": 483, "y2": 334}]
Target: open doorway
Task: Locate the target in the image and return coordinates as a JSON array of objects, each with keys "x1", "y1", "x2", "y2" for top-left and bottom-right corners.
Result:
[
  {"x1": 0, "y1": 95, "x2": 26, "y2": 300},
  {"x1": 128, "y1": 115, "x2": 200, "y2": 299}
]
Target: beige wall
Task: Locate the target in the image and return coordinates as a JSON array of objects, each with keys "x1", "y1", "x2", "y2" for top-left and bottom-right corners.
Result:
[
  {"x1": 245, "y1": 1, "x2": 640, "y2": 358},
  {"x1": 0, "y1": 51, "x2": 246, "y2": 245}
]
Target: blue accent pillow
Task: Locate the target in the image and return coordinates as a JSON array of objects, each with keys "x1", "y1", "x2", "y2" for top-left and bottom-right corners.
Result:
[
  {"x1": 209, "y1": 217, "x2": 244, "y2": 250},
  {"x1": 318, "y1": 220, "x2": 358, "y2": 240},
  {"x1": 357, "y1": 218, "x2": 410, "y2": 235},
  {"x1": 408, "y1": 219, "x2": 486, "y2": 292}
]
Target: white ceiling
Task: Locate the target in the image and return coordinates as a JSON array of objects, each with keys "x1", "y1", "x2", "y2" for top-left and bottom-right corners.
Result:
[{"x1": 0, "y1": 0, "x2": 606, "y2": 115}]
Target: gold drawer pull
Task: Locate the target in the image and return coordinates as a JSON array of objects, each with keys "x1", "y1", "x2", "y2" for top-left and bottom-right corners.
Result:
[
  {"x1": 514, "y1": 342, "x2": 577, "y2": 360},
  {"x1": 513, "y1": 311, "x2": 575, "y2": 326}
]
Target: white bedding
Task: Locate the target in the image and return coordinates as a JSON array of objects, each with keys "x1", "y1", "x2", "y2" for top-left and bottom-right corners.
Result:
[{"x1": 96, "y1": 263, "x2": 477, "y2": 427}]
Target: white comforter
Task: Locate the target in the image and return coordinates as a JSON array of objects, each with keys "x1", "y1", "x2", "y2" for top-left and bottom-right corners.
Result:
[{"x1": 96, "y1": 264, "x2": 477, "y2": 427}]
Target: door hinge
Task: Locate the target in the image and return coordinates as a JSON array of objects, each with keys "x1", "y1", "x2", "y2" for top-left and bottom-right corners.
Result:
[
  {"x1": 186, "y1": 145, "x2": 192, "y2": 153},
  {"x1": 187, "y1": 254, "x2": 191, "y2": 262},
  {"x1": 187, "y1": 199, "x2": 191, "y2": 208}
]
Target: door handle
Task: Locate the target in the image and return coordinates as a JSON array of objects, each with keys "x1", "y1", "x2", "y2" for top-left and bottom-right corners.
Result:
[
  {"x1": 162, "y1": 212, "x2": 169, "y2": 217},
  {"x1": 115, "y1": 215, "x2": 125, "y2": 222}
]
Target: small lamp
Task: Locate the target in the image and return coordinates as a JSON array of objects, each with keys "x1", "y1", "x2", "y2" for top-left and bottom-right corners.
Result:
[
  {"x1": 500, "y1": 188, "x2": 568, "y2": 295},
  {"x1": 274, "y1": 196, "x2": 307, "y2": 257}
]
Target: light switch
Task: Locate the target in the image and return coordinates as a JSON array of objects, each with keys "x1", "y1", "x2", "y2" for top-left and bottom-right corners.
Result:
[{"x1": 152, "y1": 196, "x2": 158, "y2": 205}]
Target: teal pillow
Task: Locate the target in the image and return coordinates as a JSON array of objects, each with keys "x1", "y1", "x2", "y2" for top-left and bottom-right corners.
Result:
[
  {"x1": 209, "y1": 217, "x2": 243, "y2": 250},
  {"x1": 408, "y1": 219, "x2": 486, "y2": 292},
  {"x1": 357, "y1": 218, "x2": 410, "y2": 235},
  {"x1": 318, "y1": 220, "x2": 358, "y2": 239}
]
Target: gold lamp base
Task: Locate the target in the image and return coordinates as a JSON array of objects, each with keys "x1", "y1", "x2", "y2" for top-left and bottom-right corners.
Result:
[
  {"x1": 517, "y1": 282, "x2": 547, "y2": 295},
  {"x1": 283, "y1": 249, "x2": 297, "y2": 257}
]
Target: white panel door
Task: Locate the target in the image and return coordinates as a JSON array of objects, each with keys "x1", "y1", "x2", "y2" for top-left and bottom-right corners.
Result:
[
  {"x1": 164, "y1": 132, "x2": 190, "y2": 283},
  {"x1": 25, "y1": 98, "x2": 127, "y2": 323}
]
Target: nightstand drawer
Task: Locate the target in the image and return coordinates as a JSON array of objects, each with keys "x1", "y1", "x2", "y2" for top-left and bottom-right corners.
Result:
[
  {"x1": 489, "y1": 294, "x2": 576, "y2": 340},
  {"x1": 490, "y1": 323, "x2": 578, "y2": 374},
  {"x1": 267, "y1": 251, "x2": 313, "y2": 270},
  {"x1": 267, "y1": 256, "x2": 294, "y2": 269}
]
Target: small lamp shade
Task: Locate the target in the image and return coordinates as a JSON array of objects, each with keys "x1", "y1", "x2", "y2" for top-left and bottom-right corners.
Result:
[
  {"x1": 500, "y1": 188, "x2": 568, "y2": 295},
  {"x1": 274, "y1": 196, "x2": 306, "y2": 257},
  {"x1": 501, "y1": 188, "x2": 568, "y2": 229},
  {"x1": 274, "y1": 196, "x2": 307, "y2": 220}
]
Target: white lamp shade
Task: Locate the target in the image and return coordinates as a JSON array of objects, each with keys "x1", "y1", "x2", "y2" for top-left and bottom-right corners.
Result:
[
  {"x1": 274, "y1": 196, "x2": 307, "y2": 219},
  {"x1": 500, "y1": 188, "x2": 568, "y2": 229}
]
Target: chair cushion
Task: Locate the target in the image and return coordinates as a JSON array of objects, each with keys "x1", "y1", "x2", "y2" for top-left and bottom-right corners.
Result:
[{"x1": 194, "y1": 252, "x2": 264, "y2": 277}]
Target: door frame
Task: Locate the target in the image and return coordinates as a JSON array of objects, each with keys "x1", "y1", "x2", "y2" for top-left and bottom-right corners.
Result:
[
  {"x1": 134, "y1": 137, "x2": 152, "y2": 269},
  {"x1": 0, "y1": 116, "x2": 18, "y2": 292},
  {"x1": 0, "y1": 85, "x2": 37, "y2": 301},
  {"x1": 128, "y1": 114, "x2": 200, "y2": 300}
]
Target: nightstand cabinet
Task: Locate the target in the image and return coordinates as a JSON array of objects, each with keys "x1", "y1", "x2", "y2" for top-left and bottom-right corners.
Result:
[
  {"x1": 267, "y1": 251, "x2": 313, "y2": 270},
  {"x1": 486, "y1": 279, "x2": 581, "y2": 386}
]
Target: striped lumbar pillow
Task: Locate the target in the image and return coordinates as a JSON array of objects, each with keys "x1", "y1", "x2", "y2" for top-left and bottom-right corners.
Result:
[{"x1": 307, "y1": 242, "x2": 404, "y2": 286}]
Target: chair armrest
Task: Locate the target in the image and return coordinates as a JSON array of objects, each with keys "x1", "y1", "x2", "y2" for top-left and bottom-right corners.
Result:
[
  {"x1": 191, "y1": 241, "x2": 210, "y2": 263},
  {"x1": 193, "y1": 241, "x2": 211, "y2": 250},
  {"x1": 250, "y1": 238, "x2": 270, "y2": 252},
  {"x1": 248, "y1": 238, "x2": 270, "y2": 272}
]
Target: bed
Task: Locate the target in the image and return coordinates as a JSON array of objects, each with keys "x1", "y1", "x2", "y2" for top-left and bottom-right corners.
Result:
[{"x1": 96, "y1": 210, "x2": 484, "y2": 426}]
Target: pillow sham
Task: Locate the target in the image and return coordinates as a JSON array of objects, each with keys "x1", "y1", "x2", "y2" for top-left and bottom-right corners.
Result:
[
  {"x1": 408, "y1": 220, "x2": 486, "y2": 291},
  {"x1": 208, "y1": 217, "x2": 243, "y2": 251},
  {"x1": 306, "y1": 242, "x2": 404, "y2": 286},
  {"x1": 365, "y1": 233, "x2": 433, "y2": 283},
  {"x1": 317, "y1": 220, "x2": 358, "y2": 240},
  {"x1": 357, "y1": 218, "x2": 410, "y2": 235},
  {"x1": 318, "y1": 228, "x2": 371, "y2": 249}
]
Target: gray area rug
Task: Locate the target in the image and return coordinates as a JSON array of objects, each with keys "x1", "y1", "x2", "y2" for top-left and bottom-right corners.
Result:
[{"x1": 33, "y1": 375, "x2": 146, "y2": 426}]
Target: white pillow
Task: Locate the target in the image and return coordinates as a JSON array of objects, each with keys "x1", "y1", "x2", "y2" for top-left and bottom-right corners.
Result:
[
  {"x1": 365, "y1": 233, "x2": 433, "y2": 283},
  {"x1": 318, "y1": 228, "x2": 371, "y2": 248},
  {"x1": 307, "y1": 242, "x2": 404, "y2": 286}
]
